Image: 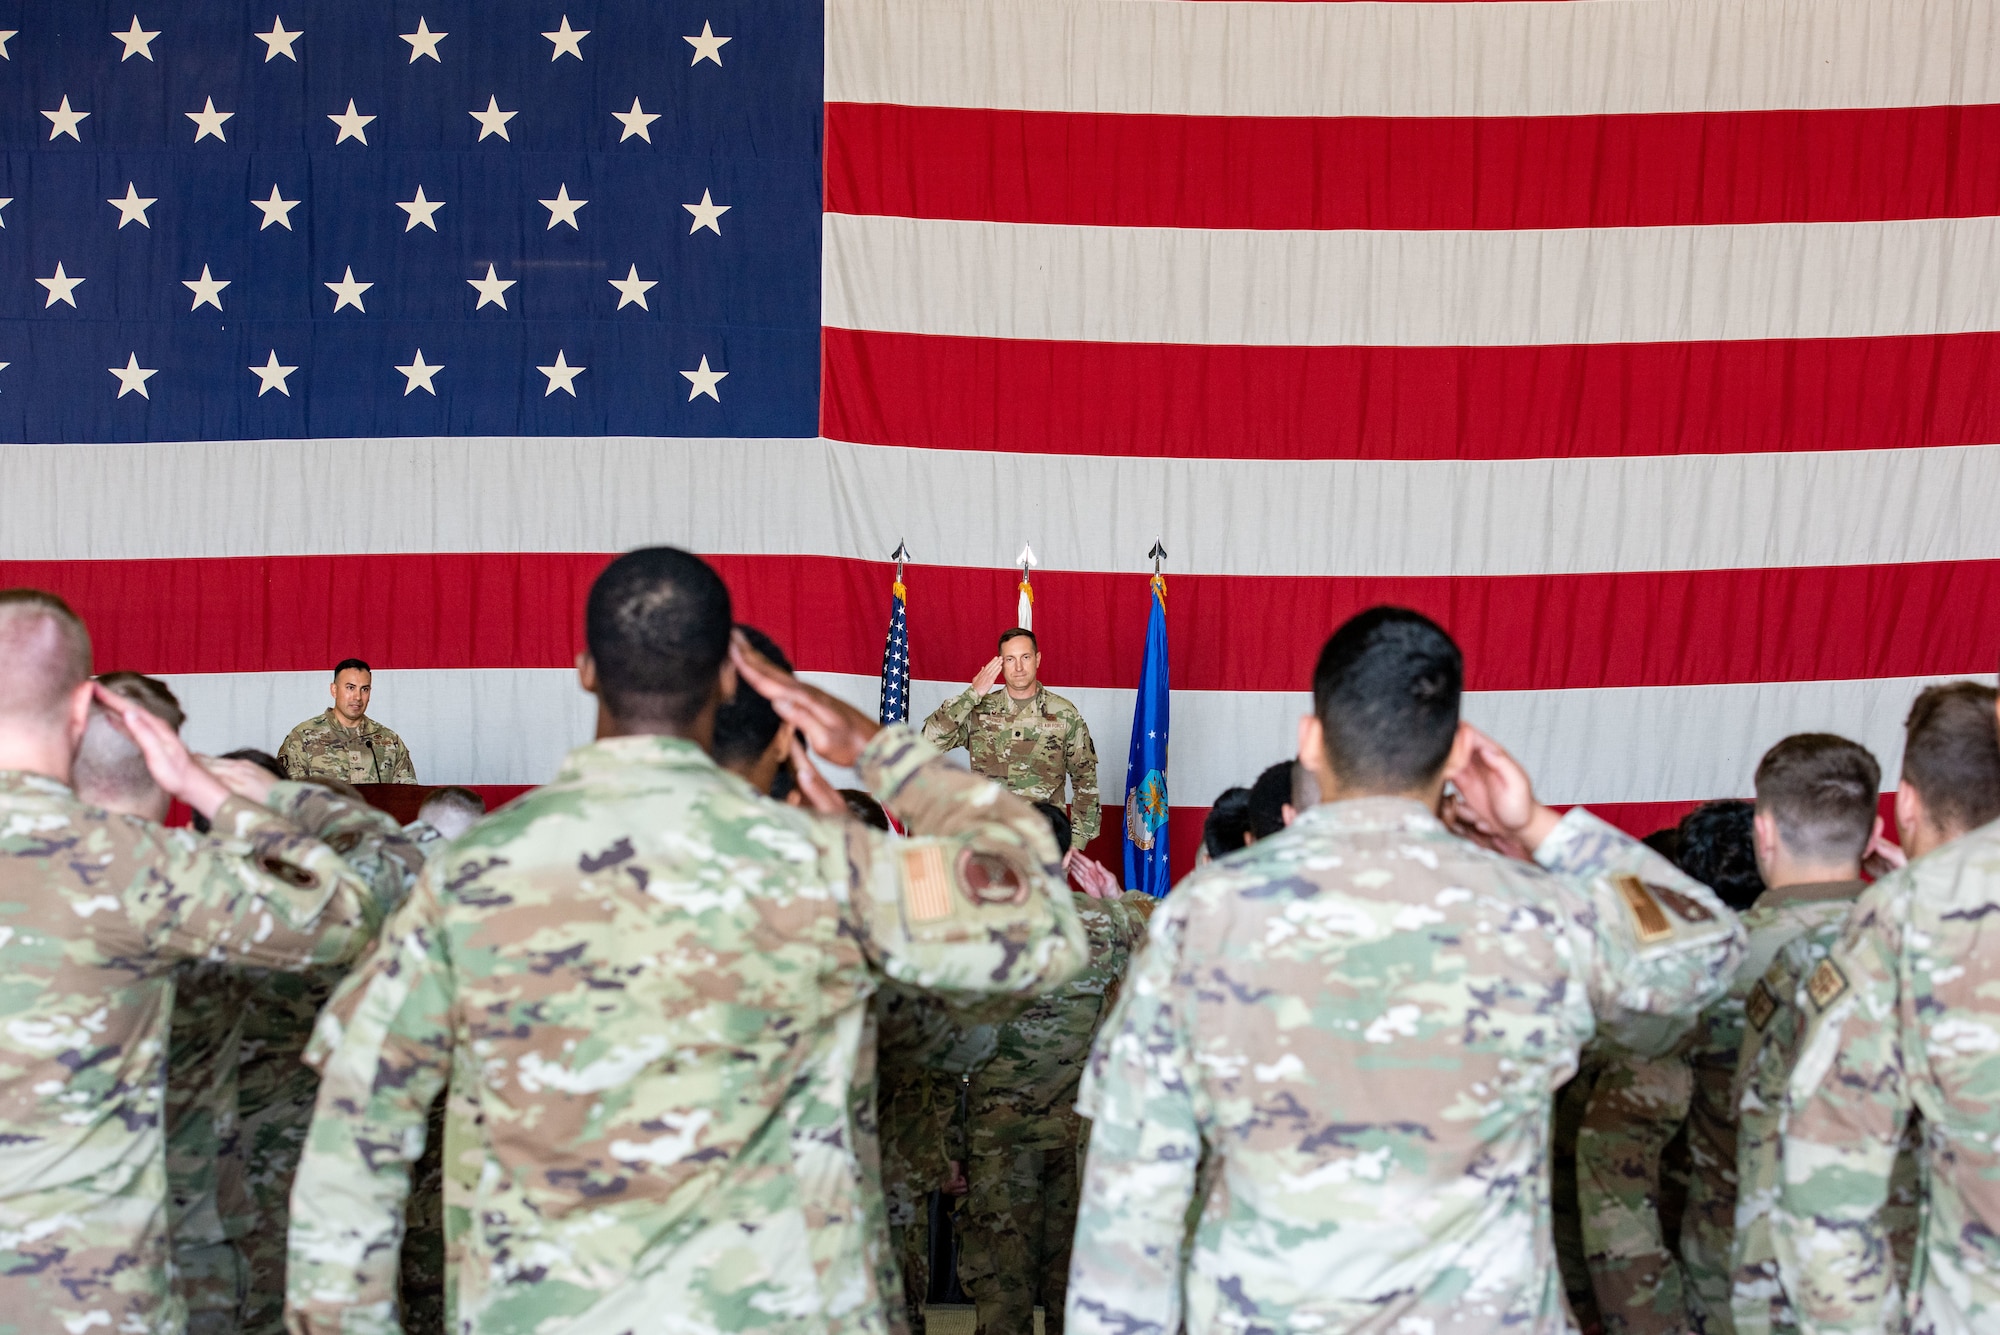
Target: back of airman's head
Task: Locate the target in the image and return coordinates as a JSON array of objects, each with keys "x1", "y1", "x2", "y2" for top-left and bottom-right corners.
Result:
[
  {"x1": 1311, "y1": 607, "x2": 1462, "y2": 792},
  {"x1": 418, "y1": 785, "x2": 486, "y2": 840},
  {"x1": 1754, "y1": 733, "x2": 1880, "y2": 866},
  {"x1": 0, "y1": 589, "x2": 93, "y2": 726},
  {"x1": 585, "y1": 548, "x2": 734, "y2": 728},
  {"x1": 73, "y1": 672, "x2": 183, "y2": 818},
  {"x1": 1901, "y1": 682, "x2": 2000, "y2": 839},
  {"x1": 711, "y1": 624, "x2": 792, "y2": 768}
]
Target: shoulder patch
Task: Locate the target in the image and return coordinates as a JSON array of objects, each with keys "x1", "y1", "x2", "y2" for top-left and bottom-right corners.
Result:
[
  {"x1": 1806, "y1": 958, "x2": 1849, "y2": 1011},
  {"x1": 1745, "y1": 978, "x2": 1778, "y2": 1031},
  {"x1": 1649, "y1": 882, "x2": 1716, "y2": 925},
  {"x1": 1614, "y1": 874, "x2": 1674, "y2": 943},
  {"x1": 958, "y1": 850, "x2": 1029, "y2": 907},
  {"x1": 901, "y1": 846, "x2": 954, "y2": 923}
]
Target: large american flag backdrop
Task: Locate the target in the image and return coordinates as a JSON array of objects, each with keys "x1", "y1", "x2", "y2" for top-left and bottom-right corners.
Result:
[{"x1": 2, "y1": 0, "x2": 1996, "y2": 874}]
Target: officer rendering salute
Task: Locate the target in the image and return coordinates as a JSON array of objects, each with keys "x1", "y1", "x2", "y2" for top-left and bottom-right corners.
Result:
[
  {"x1": 278, "y1": 658, "x2": 417, "y2": 784},
  {"x1": 923, "y1": 628, "x2": 1100, "y2": 853},
  {"x1": 1066, "y1": 607, "x2": 1746, "y2": 1335}
]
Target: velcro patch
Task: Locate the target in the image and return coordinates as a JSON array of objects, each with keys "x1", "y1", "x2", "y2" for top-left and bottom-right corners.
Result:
[
  {"x1": 1651, "y1": 883, "x2": 1716, "y2": 925},
  {"x1": 901, "y1": 846, "x2": 954, "y2": 924},
  {"x1": 1745, "y1": 979, "x2": 1778, "y2": 1032},
  {"x1": 1615, "y1": 874, "x2": 1674, "y2": 944},
  {"x1": 1806, "y1": 958, "x2": 1850, "y2": 1011}
]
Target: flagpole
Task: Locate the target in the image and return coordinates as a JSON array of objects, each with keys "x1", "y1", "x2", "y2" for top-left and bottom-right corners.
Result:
[{"x1": 1015, "y1": 543, "x2": 1037, "y2": 630}]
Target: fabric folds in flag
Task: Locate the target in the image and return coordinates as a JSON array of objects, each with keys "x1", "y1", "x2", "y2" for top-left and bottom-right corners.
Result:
[
  {"x1": 1122, "y1": 574, "x2": 1170, "y2": 897},
  {"x1": 879, "y1": 577, "x2": 910, "y2": 725}
]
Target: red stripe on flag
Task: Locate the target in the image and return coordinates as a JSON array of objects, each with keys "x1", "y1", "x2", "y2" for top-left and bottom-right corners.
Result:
[
  {"x1": 8, "y1": 553, "x2": 1998, "y2": 694},
  {"x1": 822, "y1": 328, "x2": 2000, "y2": 462},
  {"x1": 826, "y1": 103, "x2": 2000, "y2": 231}
]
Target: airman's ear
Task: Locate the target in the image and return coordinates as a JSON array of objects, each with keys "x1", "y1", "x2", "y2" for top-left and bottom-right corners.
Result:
[{"x1": 576, "y1": 651, "x2": 599, "y2": 695}]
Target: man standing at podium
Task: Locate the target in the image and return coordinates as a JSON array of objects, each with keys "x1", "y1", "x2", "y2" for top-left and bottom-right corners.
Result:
[
  {"x1": 279, "y1": 658, "x2": 417, "y2": 785},
  {"x1": 924, "y1": 628, "x2": 1099, "y2": 862}
]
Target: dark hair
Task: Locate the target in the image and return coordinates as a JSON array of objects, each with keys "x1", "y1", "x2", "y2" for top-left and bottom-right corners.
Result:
[
  {"x1": 1641, "y1": 827, "x2": 1681, "y2": 863},
  {"x1": 1312, "y1": 607, "x2": 1462, "y2": 791},
  {"x1": 332, "y1": 658, "x2": 372, "y2": 679},
  {"x1": 711, "y1": 625, "x2": 792, "y2": 766},
  {"x1": 1248, "y1": 761, "x2": 1294, "y2": 841},
  {"x1": 1754, "y1": 734, "x2": 1881, "y2": 865},
  {"x1": 585, "y1": 547, "x2": 734, "y2": 727},
  {"x1": 1902, "y1": 682, "x2": 2000, "y2": 837},
  {"x1": 194, "y1": 748, "x2": 290, "y2": 831},
  {"x1": 997, "y1": 627, "x2": 1038, "y2": 654},
  {"x1": 1034, "y1": 800, "x2": 1072, "y2": 855},
  {"x1": 1675, "y1": 800, "x2": 1764, "y2": 911},
  {"x1": 96, "y1": 671, "x2": 185, "y2": 732},
  {"x1": 840, "y1": 789, "x2": 890, "y2": 831},
  {"x1": 1203, "y1": 786, "x2": 1252, "y2": 859}
]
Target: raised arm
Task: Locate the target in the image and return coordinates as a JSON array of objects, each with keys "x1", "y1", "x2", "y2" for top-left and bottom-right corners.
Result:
[{"x1": 920, "y1": 657, "x2": 1001, "y2": 753}]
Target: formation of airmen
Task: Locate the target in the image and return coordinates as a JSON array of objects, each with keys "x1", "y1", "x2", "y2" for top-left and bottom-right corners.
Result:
[{"x1": 2, "y1": 556, "x2": 1999, "y2": 1335}]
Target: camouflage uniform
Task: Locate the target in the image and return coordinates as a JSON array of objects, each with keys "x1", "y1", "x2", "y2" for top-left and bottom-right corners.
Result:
[
  {"x1": 1729, "y1": 883, "x2": 1921, "y2": 1335},
  {"x1": 959, "y1": 892, "x2": 1143, "y2": 1335},
  {"x1": 1775, "y1": 821, "x2": 2000, "y2": 1334},
  {"x1": 922, "y1": 686, "x2": 1099, "y2": 845},
  {"x1": 875, "y1": 986, "x2": 963, "y2": 1335},
  {"x1": 1066, "y1": 801, "x2": 1746, "y2": 1335},
  {"x1": 233, "y1": 807, "x2": 426, "y2": 1335},
  {"x1": 0, "y1": 774, "x2": 406, "y2": 1335},
  {"x1": 165, "y1": 966, "x2": 254, "y2": 1334},
  {"x1": 284, "y1": 724, "x2": 1088, "y2": 1335},
  {"x1": 1577, "y1": 1051, "x2": 1696, "y2": 1334},
  {"x1": 278, "y1": 709, "x2": 418, "y2": 785}
]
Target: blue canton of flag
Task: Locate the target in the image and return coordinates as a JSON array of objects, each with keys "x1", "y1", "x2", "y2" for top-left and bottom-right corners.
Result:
[
  {"x1": 0, "y1": 0, "x2": 820, "y2": 442},
  {"x1": 878, "y1": 575, "x2": 908, "y2": 725},
  {"x1": 1122, "y1": 572, "x2": 1170, "y2": 897}
]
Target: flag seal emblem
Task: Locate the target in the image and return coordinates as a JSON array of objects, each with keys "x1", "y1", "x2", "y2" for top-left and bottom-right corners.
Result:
[{"x1": 1125, "y1": 768, "x2": 1168, "y2": 851}]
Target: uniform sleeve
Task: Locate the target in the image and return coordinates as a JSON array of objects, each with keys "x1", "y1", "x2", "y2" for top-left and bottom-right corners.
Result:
[
  {"x1": 386, "y1": 736, "x2": 416, "y2": 784},
  {"x1": 919, "y1": 688, "x2": 980, "y2": 754},
  {"x1": 845, "y1": 723, "x2": 1087, "y2": 998},
  {"x1": 277, "y1": 724, "x2": 310, "y2": 781},
  {"x1": 1730, "y1": 951, "x2": 1809, "y2": 1335},
  {"x1": 138, "y1": 785, "x2": 410, "y2": 970},
  {"x1": 268, "y1": 784, "x2": 426, "y2": 930},
  {"x1": 1064, "y1": 707, "x2": 1101, "y2": 845},
  {"x1": 1536, "y1": 809, "x2": 1748, "y2": 1057},
  {"x1": 1773, "y1": 888, "x2": 1913, "y2": 1335},
  {"x1": 1577, "y1": 1051, "x2": 1696, "y2": 1332},
  {"x1": 285, "y1": 877, "x2": 456, "y2": 1335},
  {"x1": 1066, "y1": 898, "x2": 1200, "y2": 1335}
]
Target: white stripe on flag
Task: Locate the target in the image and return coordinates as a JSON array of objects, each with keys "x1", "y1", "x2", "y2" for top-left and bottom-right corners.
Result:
[
  {"x1": 827, "y1": 0, "x2": 2000, "y2": 118},
  {"x1": 159, "y1": 668, "x2": 1994, "y2": 811},
  {"x1": 824, "y1": 214, "x2": 2000, "y2": 348},
  {"x1": 9, "y1": 438, "x2": 2000, "y2": 579}
]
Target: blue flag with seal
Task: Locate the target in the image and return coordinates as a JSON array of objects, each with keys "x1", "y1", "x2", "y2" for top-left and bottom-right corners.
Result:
[{"x1": 1123, "y1": 571, "x2": 1171, "y2": 896}]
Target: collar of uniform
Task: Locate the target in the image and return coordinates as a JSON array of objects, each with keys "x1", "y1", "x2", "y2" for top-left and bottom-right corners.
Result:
[
  {"x1": 1292, "y1": 794, "x2": 1443, "y2": 835},
  {"x1": 320, "y1": 707, "x2": 383, "y2": 739},
  {"x1": 0, "y1": 769, "x2": 73, "y2": 798},
  {"x1": 555, "y1": 733, "x2": 717, "y2": 781},
  {"x1": 997, "y1": 685, "x2": 1045, "y2": 716},
  {"x1": 1752, "y1": 878, "x2": 1865, "y2": 909}
]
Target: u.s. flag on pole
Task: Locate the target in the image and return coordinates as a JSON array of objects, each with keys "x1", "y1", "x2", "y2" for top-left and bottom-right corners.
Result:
[{"x1": 4, "y1": 0, "x2": 1996, "y2": 874}]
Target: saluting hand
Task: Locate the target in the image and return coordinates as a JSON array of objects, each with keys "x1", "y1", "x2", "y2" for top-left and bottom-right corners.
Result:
[
  {"x1": 93, "y1": 683, "x2": 233, "y2": 820},
  {"x1": 1442, "y1": 723, "x2": 1562, "y2": 858},
  {"x1": 971, "y1": 656, "x2": 1003, "y2": 695},
  {"x1": 732, "y1": 631, "x2": 882, "y2": 767}
]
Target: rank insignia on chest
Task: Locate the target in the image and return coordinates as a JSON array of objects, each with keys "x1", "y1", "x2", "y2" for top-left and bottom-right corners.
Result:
[
  {"x1": 1745, "y1": 979, "x2": 1778, "y2": 1031},
  {"x1": 1806, "y1": 958, "x2": 1850, "y2": 1010},
  {"x1": 1613, "y1": 874, "x2": 1675, "y2": 943}
]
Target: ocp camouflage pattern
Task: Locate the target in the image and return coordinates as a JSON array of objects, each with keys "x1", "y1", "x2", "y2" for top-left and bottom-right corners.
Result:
[
  {"x1": 1066, "y1": 801, "x2": 1745, "y2": 1335},
  {"x1": 922, "y1": 686, "x2": 1099, "y2": 845},
  {"x1": 1776, "y1": 819, "x2": 2000, "y2": 1335},
  {"x1": 284, "y1": 724, "x2": 1087, "y2": 1335}
]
